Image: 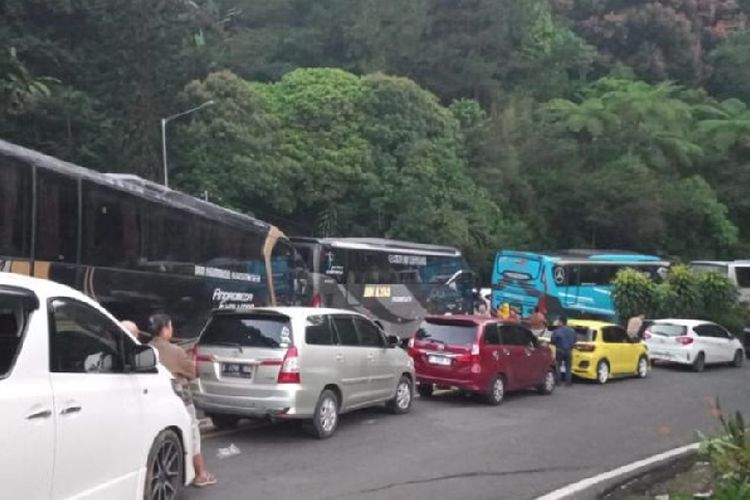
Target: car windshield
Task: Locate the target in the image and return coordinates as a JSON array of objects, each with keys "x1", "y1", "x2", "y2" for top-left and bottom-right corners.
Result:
[
  {"x1": 416, "y1": 320, "x2": 476, "y2": 346},
  {"x1": 648, "y1": 324, "x2": 687, "y2": 337},
  {"x1": 199, "y1": 314, "x2": 292, "y2": 349}
]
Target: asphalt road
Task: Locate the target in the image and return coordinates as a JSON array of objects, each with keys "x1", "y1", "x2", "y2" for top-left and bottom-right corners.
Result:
[{"x1": 184, "y1": 363, "x2": 750, "y2": 500}]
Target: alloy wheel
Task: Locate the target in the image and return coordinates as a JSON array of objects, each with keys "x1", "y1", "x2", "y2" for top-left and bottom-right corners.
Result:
[
  {"x1": 597, "y1": 361, "x2": 609, "y2": 384},
  {"x1": 320, "y1": 396, "x2": 338, "y2": 434},
  {"x1": 396, "y1": 381, "x2": 412, "y2": 410},
  {"x1": 637, "y1": 357, "x2": 648, "y2": 378},
  {"x1": 544, "y1": 370, "x2": 555, "y2": 393},
  {"x1": 149, "y1": 438, "x2": 181, "y2": 500}
]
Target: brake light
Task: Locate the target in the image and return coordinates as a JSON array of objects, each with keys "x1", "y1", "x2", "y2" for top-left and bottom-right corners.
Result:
[
  {"x1": 277, "y1": 346, "x2": 301, "y2": 384},
  {"x1": 675, "y1": 336, "x2": 694, "y2": 345},
  {"x1": 192, "y1": 348, "x2": 215, "y2": 372},
  {"x1": 643, "y1": 331, "x2": 652, "y2": 340},
  {"x1": 574, "y1": 343, "x2": 596, "y2": 352},
  {"x1": 408, "y1": 337, "x2": 415, "y2": 349},
  {"x1": 311, "y1": 294, "x2": 321, "y2": 308},
  {"x1": 461, "y1": 343, "x2": 481, "y2": 373}
]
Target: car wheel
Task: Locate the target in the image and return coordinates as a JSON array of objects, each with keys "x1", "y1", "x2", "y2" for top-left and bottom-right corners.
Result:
[
  {"x1": 306, "y1": 389, "x2": 339, "y2": 439},
  {"x1": 692, "y1": 352, "x2": 706, "y2": 373},
  {"x1": 484, "y1": 375, "x2": 505, "y2": 406},
  {"x1": 209, "y1": 413, "x2": 240, "y2": 430},
  {"x1": 537, "y1": 368, "x2": 555, "y2": 395},
  {"x1": 596, "y1": 360, "x2": 610, "y2": 385},
  {"x1": 144, "y1": 429, "x2": 184, "y2": 500},
  {"x1": 732, "y1": 350, "x2": 744, "y2": 368},
  {"x1": 417, "y1": 383, "x2": 434, "y2": 398},
  {"x1": 387, "y1": 376, "x2": 413, "y2": 414},
  {"x1": 636, "y1": 356, "x2": 649, "y2": 379}
]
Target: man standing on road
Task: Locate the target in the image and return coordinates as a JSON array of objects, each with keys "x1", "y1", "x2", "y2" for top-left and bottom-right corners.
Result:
[
  {"x1": 148, "y1": 313, "x2": 217, "y2": 489},
  {"x1": 551, "y1": 316, "x2": 577, "y2": 386}
]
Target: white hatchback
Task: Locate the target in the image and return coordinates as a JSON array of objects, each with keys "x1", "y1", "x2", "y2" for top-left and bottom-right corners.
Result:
[
  {"x1": 0, "y1": 273, "x2": 194, "y2": 499},
  {"x1": 644, "y1": 319, "x2": 745, "y2": 371}
]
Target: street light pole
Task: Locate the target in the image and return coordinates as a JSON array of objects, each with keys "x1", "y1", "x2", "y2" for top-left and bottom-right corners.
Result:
[{"x1": 160, "y1": 100, "x2": 215, "y2": 187}]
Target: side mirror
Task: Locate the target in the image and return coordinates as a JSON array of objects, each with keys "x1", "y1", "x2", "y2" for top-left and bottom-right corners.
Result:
[
  {"x1": 133, "y1": 344, "x2": 157, "y2": 373},
  {"x1": 386, "y1": 334, "x2": 400, "y2": 348}
]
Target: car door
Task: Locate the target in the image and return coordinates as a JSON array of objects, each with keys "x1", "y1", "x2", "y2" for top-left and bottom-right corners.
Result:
[
  {"x1": 1, "y1": 287, "x2": 55, "y2": 500},
  {"x1": 711, "y1": 324, "x2": 738, "y2": 362},
  {"x1": 693, "y1": 324, "x2": 720, "y2": 363},
  {"x1": 498, "y1": 325, "x2": 529, "y2": 389},
  {"x1": 353, "y1": 316, "x2": 394, "y2": 401},
  {"x1": 330, "y1": 315, "x2": 370, "y2": 409},
  {"x1": 48, "y1": 298, "x2": 145, "y2": 499},
  {"x1": 481, "y1": 323, "x2": 502, "y2": 387},
  {"x1": 601, "y1": 326, "x2": 628, "y2": 374},
  {"x1": 518, "y1": 326, "x2": 547, "y2": 386}
]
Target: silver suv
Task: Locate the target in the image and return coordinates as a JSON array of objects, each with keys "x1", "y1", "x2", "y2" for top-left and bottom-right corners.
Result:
[{"x1": 192, "y1": 307, "x2": 415, "y2": 438}]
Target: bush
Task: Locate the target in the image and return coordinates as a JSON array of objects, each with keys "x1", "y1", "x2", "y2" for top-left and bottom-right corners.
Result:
[
  {"x1": 700, "y1": 403, "x2": 750, "y2": 498},
  {"x1": 612, "y1": 266, "x2": 743, "y2": 327},
  {"x1": 612, "y1": 268, "x2": 657, "y2": 320}
]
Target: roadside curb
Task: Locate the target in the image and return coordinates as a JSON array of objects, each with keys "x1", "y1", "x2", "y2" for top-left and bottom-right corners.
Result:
[{"x1": 535, "y1": 442, "x2": 700, "y2": 500}]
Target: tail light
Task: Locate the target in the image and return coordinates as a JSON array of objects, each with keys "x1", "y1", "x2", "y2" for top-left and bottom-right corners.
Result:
[
  {"x1": 311, "y1": 293, "x2": 321, "y2": 308},
  {"x1": 408, "y1": 337, "x2": 415, "y2": 349},
  {"x1": 277, "y1": 346, "x2": 301, "y2": 384},
  {"x1": 457, "y1": 344, "x2": 482, "y2": 373},
  {"x1": 643, "y1": 332, "x2": 652, "y2": 340},
  {"x1": 574, "y1": 343, "x2": 596, "y2": 352},
  {"x1": 675, "y1": 336, "x2": 694, "y2": 345},
  {"x1": 191, "y1": 347, "x2": 215, "y2": 372}
]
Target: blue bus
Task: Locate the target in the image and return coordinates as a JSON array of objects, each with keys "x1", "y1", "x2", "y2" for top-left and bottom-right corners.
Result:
[{"x1": 491, "y1": 250, "x2": 669, "y2": 321}]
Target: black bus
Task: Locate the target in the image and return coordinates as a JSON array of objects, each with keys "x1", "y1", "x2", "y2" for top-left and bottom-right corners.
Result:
[
  {"x1": 0, "y1": 139, "x2": 298, "y2": 340},
  {"x1": 291, "y1": 237, "x2": 474, "y2": 338}
]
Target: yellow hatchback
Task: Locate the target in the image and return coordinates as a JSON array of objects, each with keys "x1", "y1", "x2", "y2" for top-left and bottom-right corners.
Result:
[{"x1": 567, "y1": 320, "x2": 649, "y2": 384}]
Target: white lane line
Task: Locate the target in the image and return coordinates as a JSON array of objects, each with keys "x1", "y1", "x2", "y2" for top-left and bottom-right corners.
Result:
[{"x1": 535, "y1": 442, "x2": 700, "y2": 500}]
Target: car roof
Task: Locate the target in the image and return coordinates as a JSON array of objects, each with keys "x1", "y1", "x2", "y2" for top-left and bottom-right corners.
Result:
[
  {"x1": 422, "y1": 314, "x2": 518, "y2": 325},
  {"x1": 568, "y1": 319, "x2": 615, "y2": 330},
  {"x1": 649, "y1": 319, "x2": 709, "y2": 327},
  {"x1": 0, "y1": 272, "x2": 86, "y2": 301},
  {"x1": 212, "y1": 306, "x2": 372, "y2": 320}
]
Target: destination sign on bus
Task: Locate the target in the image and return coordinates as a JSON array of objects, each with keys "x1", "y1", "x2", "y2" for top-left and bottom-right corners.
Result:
[
  {"x1": 388, "y1": 254, "x2": 427, "y2": 266},
  {"x1": 195, "y1": 265, "x2": 262, "y2": 283}
]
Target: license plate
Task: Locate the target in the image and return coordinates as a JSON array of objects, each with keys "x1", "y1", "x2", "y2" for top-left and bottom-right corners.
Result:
[
  {"x1": 428, "y1": 355, "x2": 452, "y2": 366},
  {"x1": 222, "y1": 363, "x2": 254, "y2": 378}
]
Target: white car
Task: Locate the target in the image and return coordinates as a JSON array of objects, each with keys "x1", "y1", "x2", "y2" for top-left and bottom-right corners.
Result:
[
  {"x1": 0, "y1": 273, "x2": 194, "y2": 499},
  {"x1": 644, "y1": 319, "x2": 745, "y2": 372}
]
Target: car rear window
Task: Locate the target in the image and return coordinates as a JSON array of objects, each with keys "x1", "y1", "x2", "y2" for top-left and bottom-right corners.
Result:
[
  {"x1": 416, "y1": 320, "x2": 477, "y2": 346},
  {"x1": 648, "y1": 324, "x2": 687, "y2": 337},
  {"x1": 572, "y1": 327, "x2": 597, "y2": 342},
  {"x1": 199, "y1": 314, "x2": 292, "y2": 349}
]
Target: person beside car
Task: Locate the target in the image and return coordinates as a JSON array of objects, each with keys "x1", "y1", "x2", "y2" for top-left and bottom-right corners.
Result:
[
  {"x1": 528, "y1": 307, "x2": 547, "y2": 337},
  {"x1": 147, "y1": 313, "x2": 217, "y2": 488},
  {"x1": 550, "y1": 316, "x2": 577, "y2": 386}
]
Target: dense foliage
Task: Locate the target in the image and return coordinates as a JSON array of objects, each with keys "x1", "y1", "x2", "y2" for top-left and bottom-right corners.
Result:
[
  {"x1": 612, "y1": 266, "x2": 744, "y2": 330},
  {"x1": 3, "y1": 0, "x2": 750, "y2": 280}
]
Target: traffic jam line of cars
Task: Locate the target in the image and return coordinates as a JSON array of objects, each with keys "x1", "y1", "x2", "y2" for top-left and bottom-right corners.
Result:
[{"x1": 2, "y1": 273, "x2": 746, "y2": 499}]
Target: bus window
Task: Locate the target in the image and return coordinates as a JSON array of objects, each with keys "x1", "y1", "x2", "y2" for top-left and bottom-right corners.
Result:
[
  {"x1": 0, "y1": 158, "x2": 31, "y2": 259},
  {"x1": 36, "y1": 171, "x2": 79, "y2": 263},
  {"x1": 83, "y1": 183, "x2": 126, "y2": 267},
  {"x1": 578, "y1": 265, "x2": 619, "y2": 286}
]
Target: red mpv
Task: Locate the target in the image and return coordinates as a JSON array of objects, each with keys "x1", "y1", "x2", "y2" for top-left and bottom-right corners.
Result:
[{"x1": 408, "y1": 316, "x2": 556, "y2": 405}]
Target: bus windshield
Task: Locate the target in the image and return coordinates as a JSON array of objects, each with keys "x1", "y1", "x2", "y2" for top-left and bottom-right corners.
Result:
[{"x1": 495, "y1": 255, "x2": 541, "y2": 282}]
